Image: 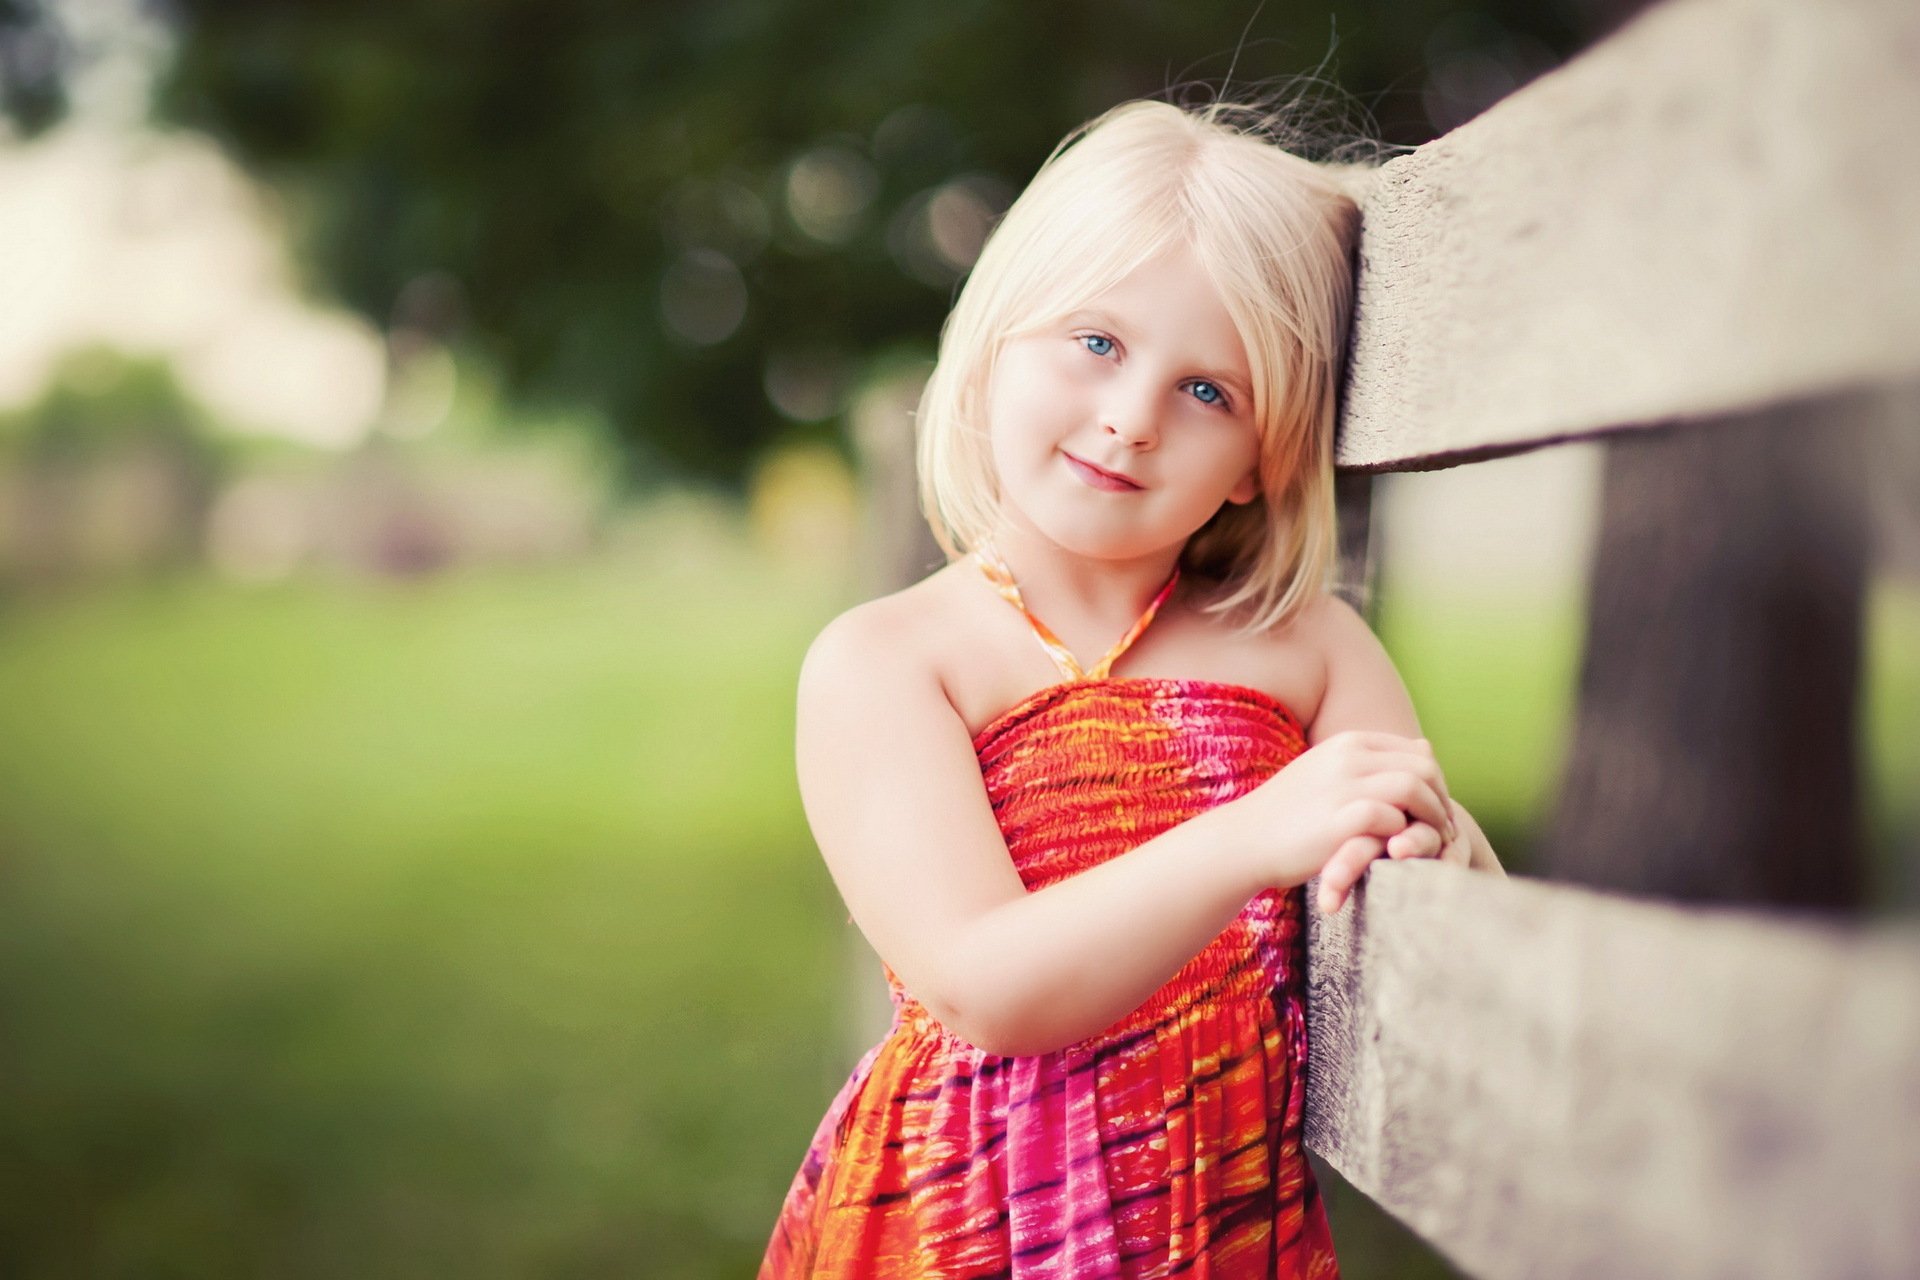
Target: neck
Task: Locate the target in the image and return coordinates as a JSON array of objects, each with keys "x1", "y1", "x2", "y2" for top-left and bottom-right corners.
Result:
[{"x1": 982, "y1": 523, "x2": 1185, "y2": 623}]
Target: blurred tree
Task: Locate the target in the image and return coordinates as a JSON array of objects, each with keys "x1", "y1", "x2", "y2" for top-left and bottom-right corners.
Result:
[
  {"x1": 0, "y1": 0, "x2": 1579, "y2": 493},
  {"x1": 0, "y1": 0, "x2": 70, "y2": 132},
  {"x1": 1540, "y1": 408, "x2": 1872, "y2": 910}
]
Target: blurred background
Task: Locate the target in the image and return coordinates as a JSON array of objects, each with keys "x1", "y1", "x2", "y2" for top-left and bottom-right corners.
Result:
[{"x1": 0, "y1": 0, "x2": 1913, "y2": 1276}]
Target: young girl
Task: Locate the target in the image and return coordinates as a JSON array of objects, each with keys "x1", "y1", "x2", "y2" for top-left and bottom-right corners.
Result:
[{"x1": 760, "y1": 96, "x2": 1505, "y2": 1279}]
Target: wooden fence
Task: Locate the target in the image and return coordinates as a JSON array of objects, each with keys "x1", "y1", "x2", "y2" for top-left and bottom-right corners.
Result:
[{"x1": 1309, "y1": 0, "x2": 1920, "y2": 1275}]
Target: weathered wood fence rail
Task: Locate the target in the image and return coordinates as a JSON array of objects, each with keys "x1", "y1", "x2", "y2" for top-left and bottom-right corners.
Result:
[
  {"x1": 1308, "y1": 0, "x2": 1920, "y2": 1276},
  {"x1": 1309, "y1": 865, "x2": 1920, "y2": 1279}
]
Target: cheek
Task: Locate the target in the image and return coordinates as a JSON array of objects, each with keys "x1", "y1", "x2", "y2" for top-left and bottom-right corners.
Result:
[
  {"x1": 1201, "y1": 426, "x2": 1261, "y2": 478},
  {"x1": 1186, "y1": 433, "x2": 1262, "y2": 507},
  {"x1": 987, "y1": 360, "x2": 1072, "y2": 448},
  {"x1": 984, "y1": 353, "x2": 1038, "y2": 427}
]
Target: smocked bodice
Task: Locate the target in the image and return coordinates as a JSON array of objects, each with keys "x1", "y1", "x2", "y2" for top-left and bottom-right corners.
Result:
[
  {"x1": 972, "y1": 677, "x2": 1304, "y2": 891},
  {"x1": 881, "y1": 544, "x2": 1311, "y2": 1054}
]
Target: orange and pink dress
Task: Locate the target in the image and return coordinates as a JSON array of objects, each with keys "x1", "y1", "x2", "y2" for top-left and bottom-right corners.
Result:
[{"x1": 759, "y1": 544, "x2": 1339, "y2": 1279}]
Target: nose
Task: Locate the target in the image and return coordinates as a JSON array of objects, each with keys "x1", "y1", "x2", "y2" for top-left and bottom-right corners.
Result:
[{"x1": 1101, "y1": 381, "x2": 1159, "y2": 449}]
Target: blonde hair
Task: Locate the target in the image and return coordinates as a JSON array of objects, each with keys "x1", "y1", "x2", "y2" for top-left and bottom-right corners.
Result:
[{"x1": 915, "y1": 97, "x2": 1373, "y2": 635}]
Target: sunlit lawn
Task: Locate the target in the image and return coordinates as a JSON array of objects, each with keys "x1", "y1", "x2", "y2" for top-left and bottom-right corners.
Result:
[{"x1": 0, "y1": 533, "x2": 1911, "y2": 1277}]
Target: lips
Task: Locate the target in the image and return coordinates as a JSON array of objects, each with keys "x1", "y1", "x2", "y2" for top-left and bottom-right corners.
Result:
[{"x1": 1062, "y1": 451, "x2": 1143, "y2": 492}]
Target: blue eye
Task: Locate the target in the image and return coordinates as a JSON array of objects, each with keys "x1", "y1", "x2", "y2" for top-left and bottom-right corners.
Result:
[
  {"x1": 1189, "y1": 381, "x2": 1226, "y2": 407},
  {"x1": 1079, "y1": 334, "x2": 1115, "y2": 357}
]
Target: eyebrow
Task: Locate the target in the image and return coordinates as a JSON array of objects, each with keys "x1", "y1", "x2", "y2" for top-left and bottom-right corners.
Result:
[{"x1": 1065, "y1": 309, "x2": 1253, "y2": 402}]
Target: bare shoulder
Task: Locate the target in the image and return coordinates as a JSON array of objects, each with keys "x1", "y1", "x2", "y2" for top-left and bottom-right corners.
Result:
[
  {"x1": 797, "y1": 563, "x2": 980, "y2": 722},
  {"x1": 1289, "y1": 589, "x2": 1383, "y2": 659}
]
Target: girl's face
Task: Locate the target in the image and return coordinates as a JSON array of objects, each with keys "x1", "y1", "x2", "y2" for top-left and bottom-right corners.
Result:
[{"x1": 983, "y1": 241, "x2": 1262, "y2": 563}]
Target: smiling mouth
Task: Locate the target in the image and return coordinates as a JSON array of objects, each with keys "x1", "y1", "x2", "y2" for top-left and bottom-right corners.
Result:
[{"x1": 1062, "y1": 452, "x2": 1143, "y2": 492}]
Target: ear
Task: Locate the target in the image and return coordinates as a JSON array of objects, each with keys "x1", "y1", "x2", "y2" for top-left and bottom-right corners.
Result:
[{"x1": 1226, "y1": 467, "x2": 1259, "y2": 505}]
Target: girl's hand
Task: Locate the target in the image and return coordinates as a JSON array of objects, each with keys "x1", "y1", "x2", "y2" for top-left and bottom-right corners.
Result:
[
  {"x1": 1220, "y1": 730, "x2": 1455, "y2": 912},
  {"x1": 1383, "y1": 798, "x2": 1474, "y2": 868}
]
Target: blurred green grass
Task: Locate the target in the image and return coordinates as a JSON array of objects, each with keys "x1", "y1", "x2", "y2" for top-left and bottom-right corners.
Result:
[
  {"x1": 0, "y1": 549, "x2": 1912, "y2": 1277},
  {"x1": 0, "y1": 546, "x2": 851, "y2": 1278}
]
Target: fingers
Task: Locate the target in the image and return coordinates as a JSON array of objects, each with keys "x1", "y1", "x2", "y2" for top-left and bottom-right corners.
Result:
[
  {"x1": 1317, "y1": 834, "x2": 1385, "y2": 914},
  {"x1": 1327, "y1": 813, "x2": 1472, "y2": 917},
  {"x1": 1325, "y1": 734, "x2": 1455, "y2": 834},
  {"x1": 1386, "y1": 821, "x2": 1444, "y2": 859},
  {"x1": 1358, "y1": 770, "x2": 1452, "y2": 839},
  {"x1": 1337, "y1": 797, "x2": 1417, "y2": 841},
  {"x1": 1386, "y1": 816, "x2": 1478, "y2": 868},
  {"x1": 1373, "y1": 751, "x2": 1454, "y2": 828}
]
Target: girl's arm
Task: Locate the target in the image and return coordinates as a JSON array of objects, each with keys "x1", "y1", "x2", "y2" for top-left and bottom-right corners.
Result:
[{"x1": 796, "y1": 601, "x2": 1282, "y2": 1058}]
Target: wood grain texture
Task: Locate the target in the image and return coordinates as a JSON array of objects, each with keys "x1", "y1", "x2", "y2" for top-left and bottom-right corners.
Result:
[
  {"x1": 1336, "y1": 0, "x2": 1920, "y2": 472},
  {"x1": 1306, "y1": 861, "x2": 1920, "y2": 1280}
]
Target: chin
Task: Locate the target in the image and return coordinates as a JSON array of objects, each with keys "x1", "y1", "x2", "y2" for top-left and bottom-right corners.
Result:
[{"x1": 1027, "y1": 516, "x2": 1175, "y2": 563}]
